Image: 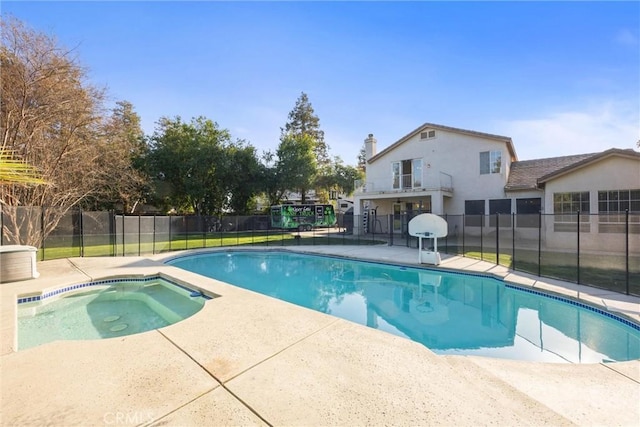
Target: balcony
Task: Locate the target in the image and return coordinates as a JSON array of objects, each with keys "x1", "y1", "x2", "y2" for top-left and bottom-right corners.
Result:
[{"x1": 355, "y1": 172, "x2": 453, "y2": 195}]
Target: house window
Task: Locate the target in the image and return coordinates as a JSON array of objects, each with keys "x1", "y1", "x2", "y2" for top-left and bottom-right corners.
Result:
[
  {"x1": 489, "y1": 199, "x2": 512, "y2": 227},
  {"x1": 392, "y1": 162, "x2": 400, "y2": 189},
  {"x1": 412, "y1": 159, "x2": 422, "y2": 188},
  {"x1": 402, "y1": 160, "x2": 412, "y2": 188},
  {"x1": 516, "y1": 197, "x2": 541, "y2": 228},
  {"x1": 598, "y1": 189, "x2": 640, "y2": 233},
  {"x1": 480, "y1": 151, "x2": 502, "y2": 175},
  {"x1": 392, "y1": 159, "x2": 422, "y2": 189},
  {"x1": 420, "y1": 130, "x2": 436, "y2": 139},
  {"x1": 553, "y1": 192, "x2": 590, "y2": 232},
  {"x1": 465, "y1": 199, "x2": 485, "y2": 227}
]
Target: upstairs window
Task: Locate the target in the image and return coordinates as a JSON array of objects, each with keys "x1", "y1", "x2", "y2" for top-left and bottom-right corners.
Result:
[
  {"x1": 480, "y1": 151, "x2": 502, "y2": 175},
  {"x1": 392, "y1": 159, "x2": 422, "y2": 189},
  {"x1": 412, "y1": 159, "x2": 422, "y2": 187},
  {"x1": 392, "y1": 162, "x2": 401, "y2": 189},
  {"x1": 420, "y1": 130, "x2": 436, "y2": 140}
]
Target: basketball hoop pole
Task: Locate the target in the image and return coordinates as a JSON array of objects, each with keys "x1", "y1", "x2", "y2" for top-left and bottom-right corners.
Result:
[{"x1": 408, "y1": 214, "x2": 446, "y2": 266}]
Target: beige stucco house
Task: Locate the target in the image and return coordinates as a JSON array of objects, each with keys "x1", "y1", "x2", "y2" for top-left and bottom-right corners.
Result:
[{"x1": 353, "y1": 123, "x2": 639, "y2": 251}]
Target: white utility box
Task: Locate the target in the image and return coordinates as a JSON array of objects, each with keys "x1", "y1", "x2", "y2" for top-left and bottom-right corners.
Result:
[{"x1": 0, "y1": 245, "x2": 40, "y2": 283}]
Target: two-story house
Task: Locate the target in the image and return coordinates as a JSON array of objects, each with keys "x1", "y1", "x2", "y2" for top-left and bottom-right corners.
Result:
[
  {"x1": 353, "y1": 122, "x2": 639, "y2": 252},
  {"x1": 354, "y1": 123, "x2": 517, "y2": 233}
]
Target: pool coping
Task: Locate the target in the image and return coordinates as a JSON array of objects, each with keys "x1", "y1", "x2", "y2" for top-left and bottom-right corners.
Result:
[
  {"x1": 1, "y1": 245, "x2": 639, "y2": 426},
  {"x1": 164, "y1": 246, "x2": 640, "y2": 330}
]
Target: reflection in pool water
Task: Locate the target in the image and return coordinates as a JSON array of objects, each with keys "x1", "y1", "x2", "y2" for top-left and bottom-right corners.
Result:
[{"x1": 169, "y1": 251, "x2": 640, "y2": 363}]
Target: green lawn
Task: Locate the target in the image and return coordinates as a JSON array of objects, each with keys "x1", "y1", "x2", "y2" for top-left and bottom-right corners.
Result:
[
  {"x1": 36, "y1": 232, "x2": 638, "y2": 296},
  {"x1": 456, "y1": 249, "x2": 639, "y2": 296},
  {"x1": 39, "y1": 232, "x2": 385, "y2": 260}
]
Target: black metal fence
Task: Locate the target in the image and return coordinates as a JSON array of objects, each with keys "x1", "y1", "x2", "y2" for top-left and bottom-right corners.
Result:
[{"x1": 1, "y1": 207, "x2": 638, "y2": 296}]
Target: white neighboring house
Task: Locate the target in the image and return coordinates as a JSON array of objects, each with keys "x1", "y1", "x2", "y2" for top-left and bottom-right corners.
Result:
[
  {"x1": 354, "y1": 122, "x2": 640, "y2": 251},
  {"x1": 336, "y1": 198, "x2": 354, "y2": 214}
]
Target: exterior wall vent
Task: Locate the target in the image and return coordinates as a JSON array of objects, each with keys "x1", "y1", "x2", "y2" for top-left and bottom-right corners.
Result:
[{"x1": 420, "y1": 130, "x2": 436, "y2": 140}]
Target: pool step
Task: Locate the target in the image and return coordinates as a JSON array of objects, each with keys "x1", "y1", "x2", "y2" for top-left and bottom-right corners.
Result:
[{"x1": 137, "y1": 283, "x2": 205, "y2": 324}]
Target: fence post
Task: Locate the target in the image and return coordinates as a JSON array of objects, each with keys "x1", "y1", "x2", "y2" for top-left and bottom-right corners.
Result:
[
  {"x1": 480, "y1": 215, "x2": 484, "y2": 261},
  {"x1": 252, "y1": 218, "x2": 256, "y2": 246},
  {"x1": 537, "y1": 211, "x2": 542, "y2": 277},
  {"x1": 512, "y1": 212, "x2": 516, "y2": 271},
  {"x1": 138, "y1": 214, "x2": 141, "y2": 256},
  {"x1": 405, "y1": 214, "x2": 410, "y2": 248},
  {"x1": 79, "y1": 207, "x2": 84, "y2": 257},
  {"x1": 201, "y1": 215, "x2": 206, "y2": 249},
  {"x1": 122, "y1": 214, "x2": 125, "y2": 256},
  {"x1": 327, "y1": 221, "x2": 330, "y2": 245},
  {"x1": 495, "y1": 213, "x2": 499, "y2": 265},
  {"x1": 235, "y1": 216, "x2": 240, "y2": 246},
  {"x1": 626, "y1": 209, "x2": 630, "y2": 295},
  {"x1": 371, "y1": 211, "x2": 375, "y2": 246},
  {"x1": 111, "y1": 211, "x2": 116, "y2": 256},
  {"x1": 153, "y1": 215, "x2": 156, "y2": 255},
  {"x1": 444, "y1": 214, "x2": 448, "y2": 254},
  {"x1": 40, "y1": 208, "x2": 46, "y2": 260},
  {"x1": 576, "y1": 210, "x2": 581, "y2": 284},
  {"x1": 462, "y1": 214, "x2": 466, "y2": 257},
  {"x1": 169, "y1": 215, "x2": 172, "y2": 251}
]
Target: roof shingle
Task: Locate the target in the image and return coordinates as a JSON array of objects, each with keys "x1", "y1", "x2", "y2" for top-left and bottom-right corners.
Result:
[{"x1": 505, "y1": 153, "x2": 597, "y2": 191}]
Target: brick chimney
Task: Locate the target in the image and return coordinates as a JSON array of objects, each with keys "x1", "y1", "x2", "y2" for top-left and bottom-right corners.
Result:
[{"x1": 364, "y1": 133, "x2": 377, "y2": 161}]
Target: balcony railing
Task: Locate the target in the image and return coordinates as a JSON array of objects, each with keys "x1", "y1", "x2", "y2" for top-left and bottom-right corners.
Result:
[{"x1": 355, "y1": 172, "x2": 453, "y2": 194}]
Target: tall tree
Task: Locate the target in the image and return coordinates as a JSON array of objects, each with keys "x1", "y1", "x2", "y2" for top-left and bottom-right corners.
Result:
[
  {"x1": 259, "y1": 150, "x2": 286, "y2": 207},
  {"x1": 315, "y1": 157, "x2": 364, "y2": 199},
  {"x1": 148, "y1": 116, "x2": 262, "y2": 215},
  {"x1": 332, "y1": 159, "x2": 364, "y2": 196},
  {"x1": 87, "y1": 101, "x2": 150, "y2": 213},
  {"x1": 281, "y1": 92, "x2": 329, "y2": 166},
  {"x1": 276, "y1": 133, "x2": 317, "y2": 204},
  {"x1": 221, "y1": 141, "x2": 262, "y2": 214},
  {"x1": 0, "y1": 16, "x2": 108, "y2": 246},
  {"x1": 148, "y1": 116, "x2": 229, "y2": 215},
  {"x1": 358, "y1": 144, "x2": 367, "y2": 171}
]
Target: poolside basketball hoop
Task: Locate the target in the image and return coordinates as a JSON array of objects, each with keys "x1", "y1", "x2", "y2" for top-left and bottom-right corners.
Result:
[{"x1": 408, "y1": 214, "x2": 448, "y2": 265}]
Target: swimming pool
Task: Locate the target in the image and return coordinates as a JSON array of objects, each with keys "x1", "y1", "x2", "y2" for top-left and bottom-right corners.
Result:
[
  {"x1": 169, "y1": 251, "x2": 640, "y2": 363},
  {"x1": 17, "y1": 276, "x2": 210, "y2": 350}
]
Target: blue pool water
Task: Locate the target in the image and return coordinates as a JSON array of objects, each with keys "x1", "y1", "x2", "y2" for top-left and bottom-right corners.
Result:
[
  {"x1": 18, "y1": 277, "x2": 209, "y2": 350},
  {"x1": 169, "y1": 251, "x2": 640, "y2": 363}
]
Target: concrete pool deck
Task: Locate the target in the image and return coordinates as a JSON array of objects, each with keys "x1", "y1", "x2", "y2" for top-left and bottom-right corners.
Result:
[{"x1": 1, "y1": 245, "x2": 639, "y2": 426}]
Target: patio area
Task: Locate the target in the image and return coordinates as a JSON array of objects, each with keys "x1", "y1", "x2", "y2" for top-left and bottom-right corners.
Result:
[{"x1": 1, "y1": 245, "x2": 639, "y2": 426}]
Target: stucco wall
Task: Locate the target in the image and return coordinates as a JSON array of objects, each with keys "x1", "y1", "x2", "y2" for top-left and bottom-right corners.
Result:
[
  {"x1": 543, "y1": 156, "x2": 640, "y2": 213},
  {"x1": 542, "y1": 156, "x2": 640, "y2": 252},
  {"x1": 362, "y1": 128, "x2": 512, "y2": 215}
]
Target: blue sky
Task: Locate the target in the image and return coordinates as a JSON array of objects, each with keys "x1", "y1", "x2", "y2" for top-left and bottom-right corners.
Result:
[{"x1": 4, "y1": 1, "x2": 639, "y2": 164}]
